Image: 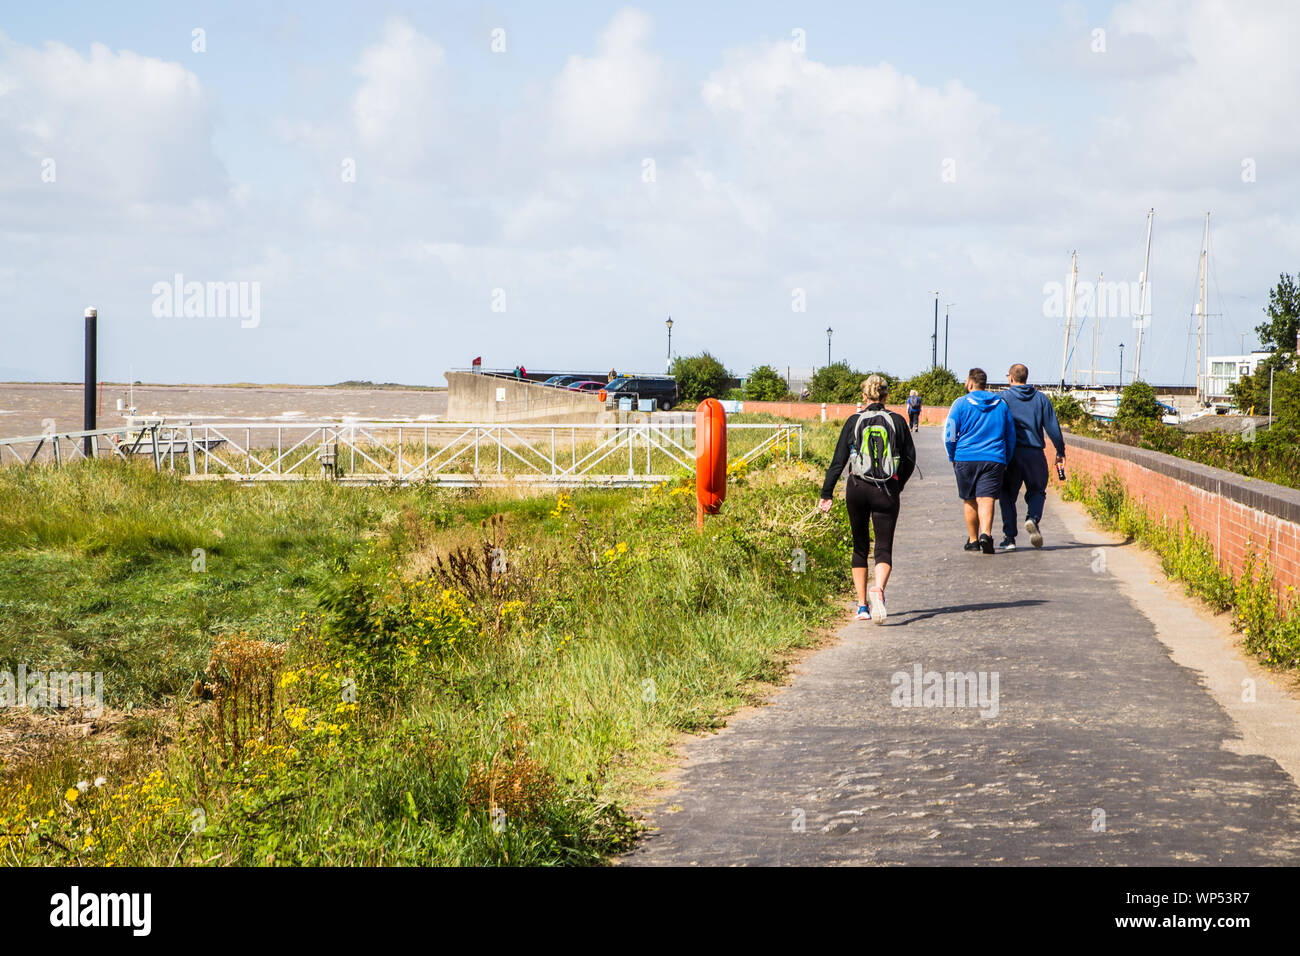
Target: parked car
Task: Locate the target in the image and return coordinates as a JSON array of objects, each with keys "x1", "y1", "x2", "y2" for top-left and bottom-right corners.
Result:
[
  {"x1": 543, "y1": 374, "x2": 585, "y2": 388},
  {"x1": 566, "y1": 380, "x2": 606, "y2": 392},
  {"x1": 603, "y1": 376, "x2": 677, "y2": 411}
]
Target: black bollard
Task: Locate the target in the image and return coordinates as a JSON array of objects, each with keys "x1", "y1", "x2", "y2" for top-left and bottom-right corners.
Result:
[{"x1": 84, "y1": 307, "x2": 96, "y2": 458}]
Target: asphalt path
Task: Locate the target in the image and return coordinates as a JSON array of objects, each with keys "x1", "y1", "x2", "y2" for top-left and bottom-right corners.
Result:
[{"x1": 624, "y1": 426, "x2": 1300, "y2": 865}]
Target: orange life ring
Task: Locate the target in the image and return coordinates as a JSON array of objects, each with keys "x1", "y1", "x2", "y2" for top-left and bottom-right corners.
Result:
[{"x1": 695, "y1": 398, "x2": 727, "y2": 520}]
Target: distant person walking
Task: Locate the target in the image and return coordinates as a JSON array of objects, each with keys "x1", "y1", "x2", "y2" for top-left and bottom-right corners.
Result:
[
  {"x1": 997, "y1": 364, "x2": 1066, "y2": 550},
  {"x1": 608, "y1": 368, "x2": 618, "y2": 382},
  {"x1": 819, "y1": 375, "x2": 917, "y2": 624},
  {"x1": 906, "y1": 389, "x2": 922, "y2": 432},
  {"x1": 944, "y1": 368, "x2": 1016, "y2": 555}
]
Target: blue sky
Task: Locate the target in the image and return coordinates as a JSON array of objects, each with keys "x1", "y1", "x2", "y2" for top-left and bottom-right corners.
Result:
[{"x1": 2, "y1": 1, "x2": 1297, "y2": 386}]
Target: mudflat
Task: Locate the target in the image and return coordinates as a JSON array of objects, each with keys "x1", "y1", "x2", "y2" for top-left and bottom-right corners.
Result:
[{"x1": 0, "y1": 383, "x2": 447, "y2": 439}]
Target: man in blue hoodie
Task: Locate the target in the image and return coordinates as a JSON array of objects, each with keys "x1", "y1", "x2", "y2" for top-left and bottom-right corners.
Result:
[
  {"x1": 945, "y1": 368, "x2": 1016, "y2": 554},
  {"x1": 997, "y1": 364, "x2": 1066, "y2": 550}
]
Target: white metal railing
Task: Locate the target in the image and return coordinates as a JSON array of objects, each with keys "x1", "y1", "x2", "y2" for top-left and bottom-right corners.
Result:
[{"x1": 0, "y1": 420, "x2": 803, "y2": 486}]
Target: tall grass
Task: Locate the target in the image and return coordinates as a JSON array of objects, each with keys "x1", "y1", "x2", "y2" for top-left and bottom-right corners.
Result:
[
  {"x1": 0, "y1": 460, "x2": 431, "y2": 704},
  {"x1": 1, "y1": 424, "x2": 855, "y2": 865}
]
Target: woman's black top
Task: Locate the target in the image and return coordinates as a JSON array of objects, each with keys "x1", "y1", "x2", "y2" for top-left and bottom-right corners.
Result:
[{"x1": 820, "y1": 403, "x2": 917, "y2": 499}]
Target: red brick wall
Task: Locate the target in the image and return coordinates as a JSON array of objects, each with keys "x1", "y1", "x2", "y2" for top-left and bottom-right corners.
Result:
[
  {"x1": 1048, "y1": 435, "x2": 1300, "y2": 598},
  {"x1": 745, "y1": 401, "x2": 1300, "y2": 596}
]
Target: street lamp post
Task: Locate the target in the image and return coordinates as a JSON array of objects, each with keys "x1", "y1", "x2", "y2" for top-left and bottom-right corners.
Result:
[
  {"x1": 930, "y1": 292, "x2": 940, "y2": 369},
  {"x1": 826, "y1": 327, "x2": 833, "y2": 366},
  {"x1": 1118, "y1": 343, "x2": 1125, "y2": 391},
  {"x1": 665, "y1": 316, "x2": 673, "y2": 370}
]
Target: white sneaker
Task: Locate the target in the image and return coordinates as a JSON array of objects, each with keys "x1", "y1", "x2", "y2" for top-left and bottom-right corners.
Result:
[
  {"x1": 855, "y1": 604, "x2": 871, "y2": 621},
  {"x1": 1025, "y1": 518, "x2": 1043, "y2": 549},
  {"x1": 868, "y1": 587, "x2": 887, "y2": 625}
]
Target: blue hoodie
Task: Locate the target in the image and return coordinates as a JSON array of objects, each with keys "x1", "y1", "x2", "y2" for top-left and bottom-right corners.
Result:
[
  {"x1": 945, "y1": 391, "x2": 1016, "y2": 463},
  {"x1": 1001, "y1": 384, "x2": 1066, "y2": 456}
]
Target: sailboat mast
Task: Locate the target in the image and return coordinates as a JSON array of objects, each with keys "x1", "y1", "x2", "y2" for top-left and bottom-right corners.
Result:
[
  {"x1": 1133, "y1": 208, "x2": 1154, "y2": 382},
  {"x1": 1060, "y1": 251, "x2": 1078, "y2": 388},
  {"x1": 1197, "y1": 212, "x2": 1209, "y2": 406},
  {"x1": 1092, "y1": 272, "x2": 1102, "y2": 389}
]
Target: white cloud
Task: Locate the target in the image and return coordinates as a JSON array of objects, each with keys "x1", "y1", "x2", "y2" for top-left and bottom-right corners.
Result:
[
  {"x1": 1089, "y1": 0, "x2": 1300, "y2": 187},
  {"x1": 4, "y1": 4, "x2": 1300, "y2": 388},
  {"x1": 350, "y1": 17, "x2": 447, "y2": 172},
  {"x1": 548, "y1": 8, "x2": 674, "y2": 157},
  {"x1": 0, "y1": 31, "x2": 225, "y2": 208},
  {"x1": 700, "y1": 42, "x2": 1050, "y2": 225}
]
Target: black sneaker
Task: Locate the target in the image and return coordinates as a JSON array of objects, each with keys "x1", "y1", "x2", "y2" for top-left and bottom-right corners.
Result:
[
  {"x1": 998, "y1": 536, "x2": 1016, "y2": 551},
  {"x1": 978, "y1": 533, "x2": 995, "y2": 554},
  {"x1": 963, "y1": 538, "x2": 981, "y2": 552}
]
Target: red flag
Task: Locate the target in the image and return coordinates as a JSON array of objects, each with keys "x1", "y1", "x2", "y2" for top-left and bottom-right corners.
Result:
[{"x1": 471, "y1": 356, "x2": 482, "y2": 367}]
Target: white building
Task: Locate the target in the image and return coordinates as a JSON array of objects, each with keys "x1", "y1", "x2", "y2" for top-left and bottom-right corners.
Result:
[{"x1": 1205, "y1": 352, "x2": 1272, "y2": 405}]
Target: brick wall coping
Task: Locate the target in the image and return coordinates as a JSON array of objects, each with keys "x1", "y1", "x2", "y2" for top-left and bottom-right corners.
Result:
[{"x1": 1066, "y1": 432, "x2": 1300, "y2": 525}]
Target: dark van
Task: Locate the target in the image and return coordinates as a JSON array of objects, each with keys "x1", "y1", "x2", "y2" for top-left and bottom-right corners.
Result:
[{"x1": 604, "y1": 376, "x2": 678, "y2": 411}]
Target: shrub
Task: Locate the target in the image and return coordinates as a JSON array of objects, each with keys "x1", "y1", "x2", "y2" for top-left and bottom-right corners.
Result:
[
  {"x1": 807, "y1": 361, "x2": 866, "y2": 404},
  {"x1": 1050, "y1": 392, "x2": 1087, "y2": 425},
  {"x1": 743, "y1": 365, "x2": 788, "y2": 402},
  {"x1": 1115, "y1": 380, "x2": 1162, "y2": 428},
  {"x1": 895, "y1": 367, "x2": 965, "y2": 407},
  {"x1": 670, "y1": 352, "x2": 729, "y2": 402}
]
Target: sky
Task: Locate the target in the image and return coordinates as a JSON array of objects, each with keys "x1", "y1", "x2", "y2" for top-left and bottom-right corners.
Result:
[{"x1": 2, "y1": 0, "x2": 1298, "y2": 387}]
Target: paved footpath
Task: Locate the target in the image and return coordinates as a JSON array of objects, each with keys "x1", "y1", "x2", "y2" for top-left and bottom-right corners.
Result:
[{"x1": 624, "y1": 427, "x2": 1300, "y2": 865}]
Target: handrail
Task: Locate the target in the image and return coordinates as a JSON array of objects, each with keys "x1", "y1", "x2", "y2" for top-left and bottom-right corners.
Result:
[{"x1": 0, "y1": 420, "x2": 802, "y2": 486}]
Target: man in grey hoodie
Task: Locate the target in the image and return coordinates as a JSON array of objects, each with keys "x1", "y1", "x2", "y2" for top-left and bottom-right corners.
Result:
[{"x1": 998, "y1": 364, "x2": 1066, "y2": 549}]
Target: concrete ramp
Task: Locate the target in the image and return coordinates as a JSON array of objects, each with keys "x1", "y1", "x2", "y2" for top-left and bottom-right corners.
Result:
[{"x1": 446, "y1": 372, "x2": 607, "y2": 423}]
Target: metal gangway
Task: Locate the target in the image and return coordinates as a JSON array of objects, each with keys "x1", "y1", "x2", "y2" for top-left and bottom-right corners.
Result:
[{"x1": 0, "y1": 420, "x2": 803, "y2": 487}]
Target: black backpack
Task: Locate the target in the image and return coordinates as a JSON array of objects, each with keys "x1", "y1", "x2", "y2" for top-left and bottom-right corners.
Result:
[{"x1": 847, "y1": 410, "x2": 901, "y2": 484}]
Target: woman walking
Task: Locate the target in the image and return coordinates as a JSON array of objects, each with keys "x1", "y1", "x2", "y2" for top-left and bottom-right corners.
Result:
[
  {"x1": 907, "y1": 389, "x2": 922, "y2": 432},
  {"x1": 818, "y1": 375, "x2": 917, "y2": 623}
]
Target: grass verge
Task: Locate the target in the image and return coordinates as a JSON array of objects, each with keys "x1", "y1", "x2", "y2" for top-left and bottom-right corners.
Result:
[{"x1": 0, "y1": 424, "x2": 852, "y2": 864}]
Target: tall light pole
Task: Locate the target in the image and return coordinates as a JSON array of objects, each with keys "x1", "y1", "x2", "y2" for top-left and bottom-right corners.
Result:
[
  {"x1": 826, "y1": 327, "x2": 833, "y2": 366},
  {"x1": 944, "y1": 303, "x2": 954, "y2": 371},
  {"x1": 665, "y1": 316, "x2": 673, "y2": 370},
  {"x1": 930, "y1": 292, "x2": 940, "y2": 368},
  {"x1": 1118, "y1": 343, "x2": 1125, "y2": 391}
]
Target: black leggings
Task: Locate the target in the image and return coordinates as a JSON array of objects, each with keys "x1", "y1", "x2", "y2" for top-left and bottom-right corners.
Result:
[{"x1": 846, "y1": 476, "x2": 899, "y2": 569}]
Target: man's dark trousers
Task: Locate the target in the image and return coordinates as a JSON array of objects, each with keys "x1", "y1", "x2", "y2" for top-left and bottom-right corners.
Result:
[{"x1": 1000, "y1": 444, "x2": 1048, "y2": 540}]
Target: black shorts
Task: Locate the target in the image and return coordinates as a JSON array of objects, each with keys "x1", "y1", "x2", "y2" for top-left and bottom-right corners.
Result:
[
  {"x1": 845, "y1": 476, "x2": 900, "y2": 569},
  {"x1": 953, "y1": 460, "x2": 1005, "y2": 499}
]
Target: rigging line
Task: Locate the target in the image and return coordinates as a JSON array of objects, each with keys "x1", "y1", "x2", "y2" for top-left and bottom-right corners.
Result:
[
  {"x1": 1207, "y1": 253, "x2": 1240, "y2": 350},
  {"x1": 1064, "y1": 313, "x2": 1090, "y2": 372}
]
